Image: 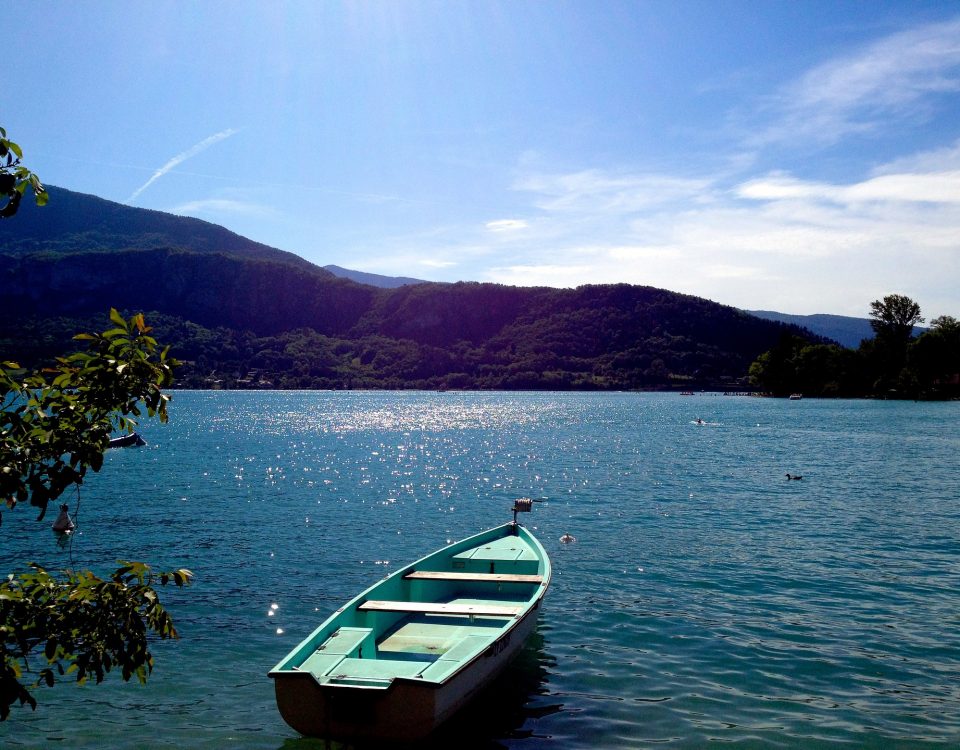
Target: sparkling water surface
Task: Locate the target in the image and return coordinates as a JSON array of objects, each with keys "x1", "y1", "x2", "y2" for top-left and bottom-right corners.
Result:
[{"x1": 2, "y1": 391, "x2": 959, "y2": 749}]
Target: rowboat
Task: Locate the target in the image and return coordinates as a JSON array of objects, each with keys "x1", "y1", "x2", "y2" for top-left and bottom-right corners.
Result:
[{"x1": 269, "y1": 500, "x2": 551, "y2": 742}]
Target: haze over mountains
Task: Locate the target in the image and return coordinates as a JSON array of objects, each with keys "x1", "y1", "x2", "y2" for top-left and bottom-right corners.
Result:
[{"x1": 0, "y1": 186, "x2": 829, "y2": 390}]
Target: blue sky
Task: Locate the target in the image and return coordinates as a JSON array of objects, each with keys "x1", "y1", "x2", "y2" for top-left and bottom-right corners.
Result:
[{"x1": 7, "y1": 1, "x2": 960, "y2": 317}]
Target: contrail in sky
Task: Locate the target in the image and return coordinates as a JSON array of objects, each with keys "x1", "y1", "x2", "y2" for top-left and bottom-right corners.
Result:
[{"x1": 127, "y1": 128, "x2": 239, "y2": 202}]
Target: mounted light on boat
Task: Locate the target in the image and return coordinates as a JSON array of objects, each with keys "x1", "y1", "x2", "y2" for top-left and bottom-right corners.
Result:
[
  {"x1": 512, "y1": 497, "x2": 535, "y2": 528},
  {"x1": 513, "y1": 498, "x2": 534, "y2": 514}
]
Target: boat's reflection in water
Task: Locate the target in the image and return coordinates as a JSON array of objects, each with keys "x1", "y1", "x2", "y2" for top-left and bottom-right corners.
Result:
[{"x1": 277, "y1": 628, "x2": 560, "y2": 750}]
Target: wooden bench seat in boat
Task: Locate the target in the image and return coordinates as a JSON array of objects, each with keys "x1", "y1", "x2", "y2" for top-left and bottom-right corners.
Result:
[
  {"x1": 403, "y1": 571, "x2": 543, "y2": 583},
  {"x1": 358, "y1": 600, "x2": 523, "y2": 617}
]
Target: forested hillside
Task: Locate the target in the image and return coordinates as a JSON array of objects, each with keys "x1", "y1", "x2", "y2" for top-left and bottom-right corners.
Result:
[{"x1": 0, "y1": 186, "x2": 815, "y2": 390}]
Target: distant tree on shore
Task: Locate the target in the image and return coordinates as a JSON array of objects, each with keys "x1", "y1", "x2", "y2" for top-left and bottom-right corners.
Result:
[
  {"x1": 910, "y1": 315, "x2": 960, "y2": 393},
  {"x1": 750, "y1": 294, "x2": 959, "y2": 399},
  {"x1": 869, "y1": 294, "x2": 924, "y2": 341},
  {"x1": 865, "y1": 294, "x2": 925, "y2": 393}
]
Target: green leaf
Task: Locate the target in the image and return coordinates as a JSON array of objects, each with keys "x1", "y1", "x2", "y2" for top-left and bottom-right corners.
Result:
[
  {"x1": 0, "y1": 307, "x2": 183, "y2": 718},
  {"x1": 109, "y1": 308, "x2": 126, "y2": 328}
]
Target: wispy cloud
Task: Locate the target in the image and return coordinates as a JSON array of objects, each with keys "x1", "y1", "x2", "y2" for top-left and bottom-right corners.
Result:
[
  {"x1": 452, "y1": 139, "x2": 960, "y2": 315},
  {"x1": 325, "y1": 17, "x2": 960, "y2": 316},
  {"x1": 464, "y1": 19, "x2": 960, "y2": 314},
  {"x1": 515, "y1": 170, "x2": 713, "y2": 213},
  {"x1": 127, "y1": 128, "x2": 239, "y2": 203},
  {"x1": 754, "y1": 17, "x2": 960, "y2": 147},
  {"x1": 172, "y1": 197, "x2": 276, "y2": 218},
  {"x1": 737, "y1": 170, "x2": 960, "y2": 205},
  {"x1": 486, "y1": 219, "x2": 528, "y2": 232}
]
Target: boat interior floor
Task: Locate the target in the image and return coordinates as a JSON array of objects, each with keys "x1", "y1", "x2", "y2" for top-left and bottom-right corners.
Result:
[
  {"x1": 377, "y1": 616, "x2": 502, "y2": 659},
  {"x1": 306, "y1": 615, "x2": 505, "y2": 686}
]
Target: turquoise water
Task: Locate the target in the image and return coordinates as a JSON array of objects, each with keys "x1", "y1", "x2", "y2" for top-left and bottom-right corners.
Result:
[{"x1": 2, "y1": 391, "x2": 959, "y2": 749}]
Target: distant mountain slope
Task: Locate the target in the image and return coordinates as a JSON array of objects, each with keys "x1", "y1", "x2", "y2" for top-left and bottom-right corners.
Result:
[
  {"x1": 0, "y1": 247, "x2": 375, "y2": 336},
  {"x1": 0, "y1": 185, "x2": 819, "y2": 389},
  {"x1": 323, "y1": 264, "x2": 428, "y2": 288},
  {"x1": 746, "y1": 310, "x2": 877, "y2": 348},
  {"x1": 0, "y1": 185, "x2": 313, "y2": 270}
]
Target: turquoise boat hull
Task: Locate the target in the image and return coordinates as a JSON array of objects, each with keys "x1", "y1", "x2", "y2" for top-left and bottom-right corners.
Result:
[{"x1": 269, "y1": 520, "x2": 551, "y2": 742}]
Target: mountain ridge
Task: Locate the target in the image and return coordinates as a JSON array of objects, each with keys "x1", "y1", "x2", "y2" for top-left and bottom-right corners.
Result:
[
  {"x1": 0, "y1": 185, "x2": 819, "y2": 390},
  {"x1": 0, "y1": 185, "x2": 314, "y2": 270},
  {"x1": 322, "y1": 264, "x2": 429, "y2": 288},
  {"x1": 745, "y1": 310, "x2": 874, "y2": 349},
  {"x1": 318, "y1": 265, "x2": 877, "y2": 347}
]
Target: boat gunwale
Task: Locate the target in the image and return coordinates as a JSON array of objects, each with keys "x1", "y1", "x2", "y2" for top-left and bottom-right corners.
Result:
[{"x1": 268, "y1": 520, "x2": 550, "y2": 685}]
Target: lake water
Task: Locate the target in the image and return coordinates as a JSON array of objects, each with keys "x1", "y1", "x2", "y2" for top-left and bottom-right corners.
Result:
[{"x1": 2, "y1": 391, "x2": 959, "y2": 749}]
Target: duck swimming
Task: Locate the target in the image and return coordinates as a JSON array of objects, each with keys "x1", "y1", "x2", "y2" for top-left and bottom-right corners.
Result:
[{"x1": 785, "y1": 473, "x2": 803, "y2": 481}]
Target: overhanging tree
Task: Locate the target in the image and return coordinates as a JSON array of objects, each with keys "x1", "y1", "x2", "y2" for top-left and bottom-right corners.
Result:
[
  {"x1": 0, "y1": 126, "x2": 47, "y2": 218},
  {"x1": 1, "y1": 128, "x2": 190, "y2": 719},
  {"x1": 1, "y1": 310, "x2": 192, "y2": 719}
]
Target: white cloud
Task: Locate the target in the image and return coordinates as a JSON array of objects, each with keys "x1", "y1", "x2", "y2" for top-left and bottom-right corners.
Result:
[
  {"x1": 755, "y1": 17, "x2": 960, "y2": 146},
  {"x1": 460, "y1": 145, "x2": 960, "y2": 315},
  {"x1": 515, "y1": 170, "x2": 713, "y2": 213},
  {"x1": 356, "y1": 20, "x2": 960, "y2": 316},
  {"x1": 876, "y1": 136, "x2": 960, "y2": 174},
  {"x1": 606, "y1": 245, "x2": 680, "y2": 262},
  {"x1": 486, "y1": 264, "x2": 597, "y2": 287},
  {"x1": 485, "y1": 219, "x2": 528, "y2": 232},
  {"x1": 127, "y1": 128, "x2": 239, "y2": 203},
  {"x1": 172, "y1": 198, "x2": 276, "y2": 217},
  {"x1": 738, "y1": 170, "x2": 960, "y2": 205}
]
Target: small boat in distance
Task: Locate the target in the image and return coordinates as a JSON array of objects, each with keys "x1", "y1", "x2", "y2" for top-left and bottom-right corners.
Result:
[
  {"x1": 269, "y1": 499, "x2": 551, "y2": 743},
  {"x1": 108, "y1": 431, "x2": 146, "y2": 448},
  {"x1": 789, "y1": 393, "x2": 803, "y2": 400}
]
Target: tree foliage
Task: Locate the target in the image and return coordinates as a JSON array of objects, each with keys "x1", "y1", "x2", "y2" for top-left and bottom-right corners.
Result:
[
  {"x1": 1, "y1": 285, "x2": 809, "y2": 393},
  {"x1": 750, "y1": 295, "x2": 959, "y2": 399},
  {"x1": 0, "y1": 561, "x2": 192, "y2": 719},
  {"x1": 0, "y1": 126, "x2": 47, "y2": 219},
  {"x1": 1, "y1": 310, "x2": 189, "y2": 719},
  {"x1": 1, "y1": 309, "x2": 176, "y2": 523},
  {"x1": 869, "y1": 293, "x2": 924, "y2": 341}
]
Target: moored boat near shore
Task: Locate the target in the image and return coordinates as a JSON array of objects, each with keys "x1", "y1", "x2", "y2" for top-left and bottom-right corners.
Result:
[
  {"x1": 269, "y1": 500, "x2": 551, "y2": 743},
  {"x1": 108, "y1": 431, "x2": 146, "y2": 448}
]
